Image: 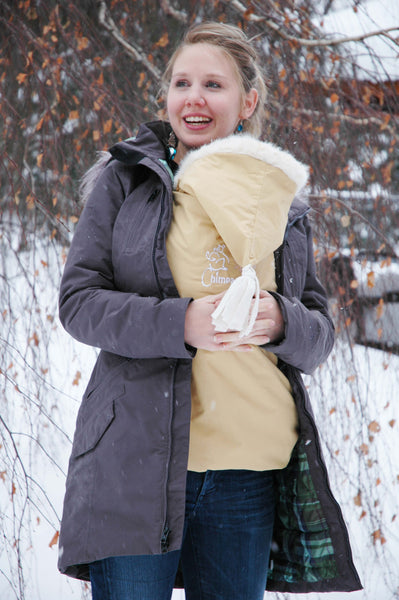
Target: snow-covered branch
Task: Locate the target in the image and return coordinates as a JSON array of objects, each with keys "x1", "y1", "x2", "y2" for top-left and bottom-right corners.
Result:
[
  {"x1": 309, "y1": 193, "x2": 398, "y2": 256},
  {"x1": 229, "y1": 0, "x2": 399, "y2": 48},
  {"x1": 97, "y1": 0, "x2": 161, "y2": 80},
  {"x1": 159, "y1": 0, "x2": 188, "y2": 23}
]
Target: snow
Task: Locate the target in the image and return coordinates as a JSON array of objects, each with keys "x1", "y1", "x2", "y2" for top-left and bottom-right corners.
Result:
[
  {"x1": 1, "y1": 231, "x2": 398, "y2": 599},
  {"x1": 316, "y1": 0, "x2": 399, "y2": 80}
]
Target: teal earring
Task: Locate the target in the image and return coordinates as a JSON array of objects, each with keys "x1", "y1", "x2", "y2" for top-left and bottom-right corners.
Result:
[
  {"x1": 237, "y1": 120, "x2": 243, "y2": 132},
  {"x1": 167, "y1": 131, "x2": 177, "y2": 160}
]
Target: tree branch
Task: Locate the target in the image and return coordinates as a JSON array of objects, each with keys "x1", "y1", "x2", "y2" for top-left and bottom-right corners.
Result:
[
  {"x1": 271, "y1": 99, "x2": 399, "y2": 141},
  {"x1": 229, "y1": 0, "x2": 399, "y2": 47},
  {"x1": 97, "y1": 0, "x2": 161, "y2": 80},
  {"x1": 309, "y1": 192, "x2": 398, "y2": 257},
  {"x1": 159, "y1": 0, "x2": 188, "y2": 23}
]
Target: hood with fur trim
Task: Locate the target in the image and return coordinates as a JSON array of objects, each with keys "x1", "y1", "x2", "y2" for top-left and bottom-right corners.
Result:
[{"x1": 174, "y1": 134, "x2": 309, "y2": 192}]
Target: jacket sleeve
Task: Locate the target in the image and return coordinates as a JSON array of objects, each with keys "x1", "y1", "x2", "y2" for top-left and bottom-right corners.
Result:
[
  {"x1": 265, "y1": 216, "x2": 334, "y2": 374},
  {"x1": 59, "y1": 164, "x2": 194, "y2": 360}
]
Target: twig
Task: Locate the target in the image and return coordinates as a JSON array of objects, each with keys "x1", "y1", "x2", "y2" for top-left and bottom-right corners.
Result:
[
  {"x1": 159, "y1": 0, "x2": 188, "y2": 23},
  {"x1": 309, "y1": 192, "x2": 398, "y2": 257},
  {"x1": 97, "y1": 1, "x2": 161, "y2": 80},
  {"x1": 229, "y1": 0, "x2": 399, "y2": 47},
  {"x1": 269, "y1": 98, "x2": 399, "y2": 141}
]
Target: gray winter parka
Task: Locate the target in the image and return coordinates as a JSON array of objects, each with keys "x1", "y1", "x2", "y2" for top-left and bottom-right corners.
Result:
[{"x1": 58, "y1": 121, "x2": 362, "y2": 593}]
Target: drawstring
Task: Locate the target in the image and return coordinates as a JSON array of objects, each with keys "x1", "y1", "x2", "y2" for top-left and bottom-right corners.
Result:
[{"x1": 211, "y1": 264, "x2": 260, "y2": 338}]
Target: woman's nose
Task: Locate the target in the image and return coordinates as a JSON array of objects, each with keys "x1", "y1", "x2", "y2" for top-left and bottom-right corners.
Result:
[{"x1": 185, "y1": 86, "x2": 205, "y2": 107}]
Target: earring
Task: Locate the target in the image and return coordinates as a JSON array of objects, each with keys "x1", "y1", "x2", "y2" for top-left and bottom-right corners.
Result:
[
  {"x1": 237, "y1": 120, "x2": 243, "y2": 133},
  {"x1": 167, "y1": 130, "x2": 177, "y2": 160}
]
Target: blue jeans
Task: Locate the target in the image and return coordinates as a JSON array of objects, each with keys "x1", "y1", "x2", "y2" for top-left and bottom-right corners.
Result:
[{"x1": 90, "y1": 469, "x2": 276, "y2": 600}]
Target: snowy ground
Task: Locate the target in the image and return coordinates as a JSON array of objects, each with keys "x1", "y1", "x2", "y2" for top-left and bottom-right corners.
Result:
[{"x1": 1, "y1": 234, "x2": 398, "y2": 600}]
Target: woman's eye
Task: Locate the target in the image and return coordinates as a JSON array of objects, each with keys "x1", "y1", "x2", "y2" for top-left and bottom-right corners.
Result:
[
  {"x1": 206, "y1": 81, "x2": 221, "y2": 89},
  {"x1": 175, "y1": 80, "x2": 189, "y2": 88}
]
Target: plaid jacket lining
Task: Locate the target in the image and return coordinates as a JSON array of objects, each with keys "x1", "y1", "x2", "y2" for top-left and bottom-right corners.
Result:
[{"x1": 268, "y1": 439, "x2": 339, "y2": 584}]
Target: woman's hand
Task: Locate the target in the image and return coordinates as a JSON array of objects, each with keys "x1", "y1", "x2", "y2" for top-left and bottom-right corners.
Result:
[
  {"x1": 185, "y1": 293, "x2": 252, "y2": 351},
  {"x1": 212, "y1": 290, "x2": 284, "y2": 350},
  {"x1": 185, "y1": 290, "x2": 284, "y2": 352}
]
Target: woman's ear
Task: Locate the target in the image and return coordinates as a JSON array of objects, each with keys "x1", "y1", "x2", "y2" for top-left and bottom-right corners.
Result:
[{"x1": 240, "y1": 88, "x2": 258, "y2": 120}]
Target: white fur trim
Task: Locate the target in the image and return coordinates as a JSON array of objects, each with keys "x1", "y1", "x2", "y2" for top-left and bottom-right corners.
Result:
[{"x1": 174, "y1": 134, "x2": 309, "y2": 191}]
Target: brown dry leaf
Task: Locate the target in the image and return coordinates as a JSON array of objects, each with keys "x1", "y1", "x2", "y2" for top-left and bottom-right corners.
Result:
[
  {"x1": 372, "y1": 529, "x2": 381, "y2": 544},
  {"x1": 49, "y1": 530, "x2": 59, "y2": 548},
  {"x1": 155, "y1": 32, "x2": 169, "y2": 48},
  {"x1": 103, "y1": 119, "x2": 113, "y2": 134},
  {"x1": 360, "y1": 443, "x2": 369, "y2": 455},
  {"x1": 17, "y1": 72, "x2": 28, "y2": 84},
  {"x1": 77, "y1": 36, "x2": 89, "y2": 51},
  {"x1": 376, "y1": 299, "x2": 384, "y2": 320},
  {"x1": 367, "y1": 271, "x2": 375, "y2": 288},
  {"x1": 354, "y1": 491, "x2": 362, "y2": 506},
  {"x1": 330, "y1": 92, "x2": 339, "y2": 103},
  {"x1": 368, "y1": 421, "x2": 381, "y2": 433},
  {"x1": 36, "y1": 116, "x2": 45, "y2": 131},
  {"x1": 30, "y1": 331, "x2": 39, "y2": 347},
  {"x1": 138, "y1": 72, "x2": 146, "y2": 88},
  {"x1": 72, "y1": 371, "x2": 81, "y2": 386}
]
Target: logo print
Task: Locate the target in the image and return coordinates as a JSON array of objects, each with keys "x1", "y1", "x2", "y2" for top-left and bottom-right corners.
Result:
[{"x1": 201, "y1": 244, "x2": 236, "y2": 287}]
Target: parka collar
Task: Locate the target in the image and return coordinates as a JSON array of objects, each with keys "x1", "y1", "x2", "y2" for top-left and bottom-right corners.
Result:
[
  {"x1": 109, "y1": 121, "x2": 173, "y2": 166},
  {"x1": 288, "y1": 194, "x2": 310, "y2": 227}
]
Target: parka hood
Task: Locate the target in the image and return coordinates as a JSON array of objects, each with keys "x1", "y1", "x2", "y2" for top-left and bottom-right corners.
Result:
[
  {"x1": 79, "y1": 121, "x2": 174, "y2": 204},
  {"x1": 109, "y1": 121, "x2": 173, "y2": 165},
  {"x1": 175, "y1": 134, "x2": 309, "y2": 193}
]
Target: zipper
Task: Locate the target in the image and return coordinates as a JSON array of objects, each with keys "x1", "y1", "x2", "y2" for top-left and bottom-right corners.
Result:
[
  {"x1": 274, "y1": 242, "x2": 285, "y2": 295},
  {"x1": 151, "y1": 188, "x2": 166, "y2": 299},
  {"x1": 150, "y1": 158, "x2": 175, "y2": 300},
  {"x1": 149, "y1": 178, "x2": 175, "y2": 550},
  {"x1": 160, "y1": 359, "x2": 177, "y2": 553}
]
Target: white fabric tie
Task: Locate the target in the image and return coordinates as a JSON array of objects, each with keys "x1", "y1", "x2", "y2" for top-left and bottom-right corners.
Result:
[{"x1": 211, "y1": 264, "x2": 260, "y2": 338}]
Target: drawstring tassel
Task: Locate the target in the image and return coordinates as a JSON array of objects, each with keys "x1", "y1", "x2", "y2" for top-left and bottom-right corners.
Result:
[{"x1": 211, "y1": 264, "x2": 260, "y2": 338}]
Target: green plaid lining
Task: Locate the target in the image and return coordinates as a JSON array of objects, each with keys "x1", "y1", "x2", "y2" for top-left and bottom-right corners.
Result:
[{"x1": 268, "y1": 439, "x2": 338, "y2": 584}]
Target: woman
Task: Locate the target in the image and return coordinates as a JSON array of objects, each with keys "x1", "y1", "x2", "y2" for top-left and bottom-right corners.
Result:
[{"x1": 58, "y1": 22, "x2": 362, "y2": 600}]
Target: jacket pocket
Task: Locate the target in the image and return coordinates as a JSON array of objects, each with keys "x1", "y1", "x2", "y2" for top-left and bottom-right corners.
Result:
[{"x1": 71, "y1": 384, "x2": 125, "y2": 458}]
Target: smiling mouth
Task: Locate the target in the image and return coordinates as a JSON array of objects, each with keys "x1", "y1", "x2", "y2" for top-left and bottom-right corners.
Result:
[{"x1": 184, "y1": 116, "x2": 212, "y2": 124}]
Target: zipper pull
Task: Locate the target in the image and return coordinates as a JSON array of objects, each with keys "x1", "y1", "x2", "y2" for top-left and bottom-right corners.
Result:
[{"x1": 160, "y1": 524, "x2": 170, "y2": 553}]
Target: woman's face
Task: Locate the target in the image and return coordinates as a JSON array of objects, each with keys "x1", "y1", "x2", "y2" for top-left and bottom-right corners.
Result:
[{"x1": 167, "y1": 43, "x2": 257, "y2": 162}]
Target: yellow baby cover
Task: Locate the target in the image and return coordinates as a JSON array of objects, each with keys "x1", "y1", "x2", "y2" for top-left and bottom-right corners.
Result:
[{"x1": 172, "y1": 134, "x2": 309, "y2": 335}]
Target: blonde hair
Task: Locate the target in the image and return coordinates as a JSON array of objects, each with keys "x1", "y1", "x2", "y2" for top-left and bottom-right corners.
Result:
[{"x1": 163, "y1": 22, "x2": 267, "y2": 138}]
